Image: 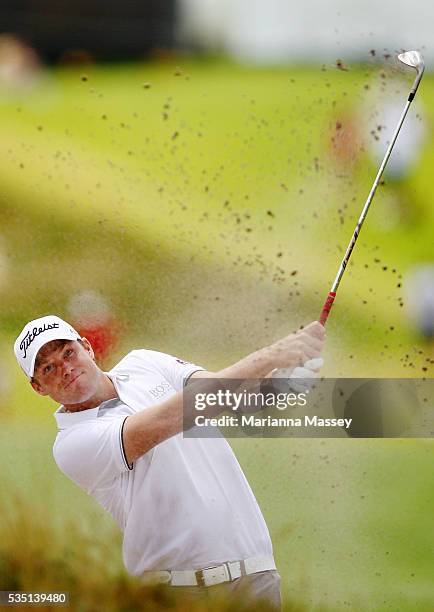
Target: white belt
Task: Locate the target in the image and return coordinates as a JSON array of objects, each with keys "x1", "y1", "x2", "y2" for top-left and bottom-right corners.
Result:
[{"x1": 142, "y1": 555, "x2": 276, "y2": 587}]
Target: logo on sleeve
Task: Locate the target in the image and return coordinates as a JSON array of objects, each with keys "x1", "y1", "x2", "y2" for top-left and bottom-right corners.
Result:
[{"x1": 175, "y1": 358, "x2": 190, "y2": 365}]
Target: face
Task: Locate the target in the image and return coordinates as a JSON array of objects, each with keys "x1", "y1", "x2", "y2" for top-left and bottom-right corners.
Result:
[{"x1": 31, "y1": 339, "x2": 101, "y2": 405}]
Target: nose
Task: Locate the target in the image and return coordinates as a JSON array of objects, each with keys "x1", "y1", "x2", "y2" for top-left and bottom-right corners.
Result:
[{"x1": 62, "y1": 362, "x2": 74, "y2": 381}]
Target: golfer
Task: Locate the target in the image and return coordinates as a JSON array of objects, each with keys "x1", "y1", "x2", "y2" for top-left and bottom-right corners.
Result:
[{"x1": 14, "y1": 315, "x2": 325, "y2": 609}]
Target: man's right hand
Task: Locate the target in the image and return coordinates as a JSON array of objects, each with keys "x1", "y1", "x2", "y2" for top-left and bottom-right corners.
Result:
[{"x1": 266, "y1": 321, "x2": 325, "y2": 371}]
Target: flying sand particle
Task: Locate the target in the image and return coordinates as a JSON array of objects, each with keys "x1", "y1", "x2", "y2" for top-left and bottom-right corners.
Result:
[{"x1": 335, "y1": 59, "x2": 349, "y2": 71}]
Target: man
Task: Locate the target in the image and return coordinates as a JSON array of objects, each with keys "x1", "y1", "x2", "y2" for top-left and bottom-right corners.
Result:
[{"x1": 14, "y1": 315, "x2": 325, "y2": 609}]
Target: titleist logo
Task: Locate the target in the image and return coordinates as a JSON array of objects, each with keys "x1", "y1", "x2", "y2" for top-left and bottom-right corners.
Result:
[{"x1": 20, "y1": 323, "x2": 60, "y2": 359}]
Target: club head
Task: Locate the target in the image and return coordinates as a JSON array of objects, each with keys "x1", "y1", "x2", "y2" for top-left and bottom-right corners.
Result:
[
  {"x1": 397, "y1": 50, "x2": 425, "y2": 97},
  {"x1": 398, "y1": 50, "x2": 424, "y2": 72}
]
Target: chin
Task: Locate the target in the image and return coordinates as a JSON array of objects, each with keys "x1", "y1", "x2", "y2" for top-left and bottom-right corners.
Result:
[{"x1": 62, "y1": 380, "x2": 94, "y2": 405}]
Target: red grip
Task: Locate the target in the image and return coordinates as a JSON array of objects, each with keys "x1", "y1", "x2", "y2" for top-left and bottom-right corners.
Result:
[{"x1": 319, "y1": 291, "x2": 336, "y2": 326}]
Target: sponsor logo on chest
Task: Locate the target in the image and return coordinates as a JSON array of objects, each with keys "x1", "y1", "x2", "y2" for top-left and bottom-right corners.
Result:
[{"x1": 148, "y1": 380, "x2": 172, "y2": 399}]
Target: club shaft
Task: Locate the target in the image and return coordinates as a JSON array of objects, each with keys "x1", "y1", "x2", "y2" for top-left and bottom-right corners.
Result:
[
  {"x1": 333, "y1": 99, "x2": 411, "y2": 292},
  {"x1": 319, "y1": 98, "x2": 413, "y2": 326}
]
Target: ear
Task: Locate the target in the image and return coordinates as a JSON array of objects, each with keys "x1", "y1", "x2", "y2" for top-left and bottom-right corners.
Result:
[
  {"x1": 30, "y1": 378, "x2": 49, "y2": 396},
  {"x1": 80, "y1": 337, "x2": 95, "y2": 361}
]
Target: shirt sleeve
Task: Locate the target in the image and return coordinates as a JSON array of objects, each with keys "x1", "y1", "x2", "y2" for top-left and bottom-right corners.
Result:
[
  {"x1": 53, "y1": 416, "x2": 132, "y2": 493},
  {"x1": 138, "y1": 350, "x2": 205, "y2": 391}
]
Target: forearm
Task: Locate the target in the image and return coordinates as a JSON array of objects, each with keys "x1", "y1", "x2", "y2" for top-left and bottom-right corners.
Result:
[
  {"x1": 123, "y1": 377, "x2": 229, "y2": 463},
  {"x1": 216, "y1": 322, "x2": 325, "y2": 378},
  {"x1": 217, "y1": 346, "x2": 275, "y2": 379},
  {"x1": 123, "y1": 396, "x2": 183, "y2": 463}
]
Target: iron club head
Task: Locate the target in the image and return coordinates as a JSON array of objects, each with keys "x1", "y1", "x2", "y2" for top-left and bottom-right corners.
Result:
[
  {"x1": 398, "y1": 50, "x2": 425, "y2": 71},
  {"x1": 397, "y1": 50, "x2": 425, "y2": 97}
]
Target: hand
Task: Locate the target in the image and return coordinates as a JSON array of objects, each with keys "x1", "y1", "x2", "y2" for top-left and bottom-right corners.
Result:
[
  {"x1": 267, "y1": 321, "x2": 325, "y2": 371},
  {"x1": 272, "y1": 357, "x2": 324, "y2": 393},
  {"x1": 276, "y1": 357, "x2": 324, "y2": 379}
]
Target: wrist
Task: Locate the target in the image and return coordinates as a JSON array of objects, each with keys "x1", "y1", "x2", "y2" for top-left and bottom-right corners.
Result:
[{"x1": 256, "y1": 345, "x2": 278, "y2": 375}]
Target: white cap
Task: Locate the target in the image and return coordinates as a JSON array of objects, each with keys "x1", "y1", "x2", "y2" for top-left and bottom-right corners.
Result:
[{"x1": 14, "y1": 315, "x2": 81, "y2": 378}]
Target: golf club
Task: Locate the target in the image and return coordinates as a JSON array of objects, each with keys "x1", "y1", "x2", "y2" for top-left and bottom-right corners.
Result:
[{"x1": 319, "y1": 50, "x2": 425, "y2": 326}]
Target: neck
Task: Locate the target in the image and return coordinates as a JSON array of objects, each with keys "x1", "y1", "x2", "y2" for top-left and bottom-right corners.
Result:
[{"x1": 64, "y1": 373, "x2": 118, "y2": 413}]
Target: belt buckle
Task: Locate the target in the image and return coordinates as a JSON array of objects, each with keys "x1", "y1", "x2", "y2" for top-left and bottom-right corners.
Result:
[
  {"x1": 195, "y1": 568, "x2": 206, "y2": 587},
  {"x1": 196, "y1": 563, "x2": 231, "y2": 587}
]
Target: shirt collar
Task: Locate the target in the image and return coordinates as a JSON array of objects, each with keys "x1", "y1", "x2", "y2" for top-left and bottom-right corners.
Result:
[{"x1": 53, "y1": 372, "x2": 130, "y2": 430}]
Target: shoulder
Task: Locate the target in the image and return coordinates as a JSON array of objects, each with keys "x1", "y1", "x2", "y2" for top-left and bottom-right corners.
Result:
[
  {"x1": 111, "y1": 349, "x2": 171, "y2": 366},
  {"x1": 108, "y1": 349, "x2": 203, "y2": 391},
  {"x1": 110, "y1": 349, "x2": 184, "y2": 373}
]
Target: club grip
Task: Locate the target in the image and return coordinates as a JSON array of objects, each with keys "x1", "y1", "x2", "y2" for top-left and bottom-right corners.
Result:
[{"x1": 319, "y1": 291, "x2": 336, "y2": 326}]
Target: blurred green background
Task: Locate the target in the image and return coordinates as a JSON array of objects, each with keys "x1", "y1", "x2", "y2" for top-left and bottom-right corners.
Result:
[{"x1": 1, "y1": 59, "x2": 433, "y2": 610}]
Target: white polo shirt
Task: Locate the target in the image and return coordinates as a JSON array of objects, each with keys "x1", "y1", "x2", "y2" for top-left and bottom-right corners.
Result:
[{"x1": 53, "y1": 349, "x2": 273, "y2": 575}]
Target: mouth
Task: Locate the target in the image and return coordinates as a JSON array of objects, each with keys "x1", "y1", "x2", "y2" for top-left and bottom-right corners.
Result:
[{"x1": 65, "y1": 373, "x2": 82, "y2": 389}]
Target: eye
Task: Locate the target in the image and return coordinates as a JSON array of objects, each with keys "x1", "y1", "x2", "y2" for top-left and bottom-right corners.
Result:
[
  {"x1": 64, "y1": 348, "x2": 74, "y2": 358},
  {"x1": 43, "y1": 364, "x2": 54, "y2": 375}
]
